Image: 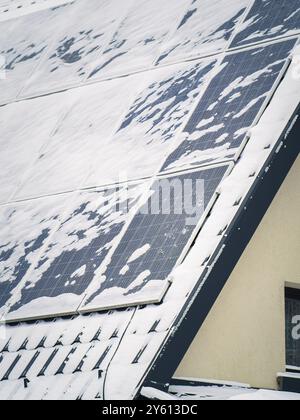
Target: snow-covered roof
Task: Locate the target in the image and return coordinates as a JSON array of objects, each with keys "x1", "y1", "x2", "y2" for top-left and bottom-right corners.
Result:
[{"x1": 0, "y1": 0, "x2": 299, "y2": 400}]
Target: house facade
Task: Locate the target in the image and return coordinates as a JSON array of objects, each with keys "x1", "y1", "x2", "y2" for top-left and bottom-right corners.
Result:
[{"x1": 176, "y1": 156, "x2": 300, "y2": 390}]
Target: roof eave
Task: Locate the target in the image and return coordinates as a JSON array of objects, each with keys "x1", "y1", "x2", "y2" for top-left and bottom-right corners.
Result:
[{"x1": 138, "y1": 102, "x2": 300, "y2": 396}]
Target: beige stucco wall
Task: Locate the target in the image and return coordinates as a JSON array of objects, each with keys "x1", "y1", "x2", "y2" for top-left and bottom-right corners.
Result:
[{"x1": 176, "y1": 156, "x2": 300, "y2": 390}]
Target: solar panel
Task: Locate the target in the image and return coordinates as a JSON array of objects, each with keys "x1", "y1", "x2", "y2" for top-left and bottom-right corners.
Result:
[
  {"x1": 85, "y1": 58, "x2": 217, "y2": 188},
  {"x1": 157, "y1": 0, "x2": 249, "y2": 65},
  {"x1": 87, "y1": 0, "x2": 190, "y2": 81},
  {"x1": 22, "y1": 0, "x2": 129, "y2": 98},
  {"x1": 0, "y1": 92, "x2": 74, "y2": 205},
  {"x1": 0, "y1": 195, "x2": 68, "y2": 318},
  {"x1": 0, "y1": 1, "x2": 75, "y2": 104},
  {"x1": 14, "y1": 75, "x2": 145, "y2": 201},
  {"x1": 6, "y1": 182, "x2": 144, "y2": 321},
  {"x1": 230, "y1": 0, "x2": 300, "y2": 49},
  {"x1": 81, "y1": 164, "x2": 231, "y2": 313},
  {"x1": 161, "y1": 38, "x2": 297, "y2": 173}
]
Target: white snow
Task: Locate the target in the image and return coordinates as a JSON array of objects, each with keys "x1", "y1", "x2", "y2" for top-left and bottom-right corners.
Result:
[
  {"x1": 158, "y1": 0, "x2": 249, "y2": 65},
  {"x1": 87, "y1": 0, "x2": 190, "y2": 81},
  {"x1": 141, "y1": 387, "x2": 177, "y2": 400},
  {"x1": 119, "y1": 265, "x2": 130, "y2": 276},
  {"x1": 81, "y1": 279, "x2": 168, "y2": 313},
  {"x1": 127, "y1": 244, "x2": 151, "y2": 264},
  {"x1": 22, "y1": 0, "x2": 133, "y2": 97},
  {"x1": 71, "y1": 265, "x2": 86, "y2": 279},
  {"x1": 0, "y1": 1, "x2": 74, "y2": 23},
  {"x1": 167, "y1": 384, "x2": 300, "y2": 400},
  {"x1": 6, "y1": 293, "x2": 82, "y2": 322}
]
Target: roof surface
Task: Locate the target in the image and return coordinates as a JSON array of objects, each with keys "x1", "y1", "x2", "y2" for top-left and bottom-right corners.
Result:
[{"x1": 0, "y1": 0, "x2": 299, "y2": 400}]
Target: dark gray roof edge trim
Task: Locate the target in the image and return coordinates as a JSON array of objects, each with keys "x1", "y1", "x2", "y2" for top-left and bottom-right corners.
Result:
[
  {"x1": 169, "y1": 378, "x2": 251, "y2": 389},
  {"x1": 137, "y1": 102, "x2": 300, "y2": 396}
]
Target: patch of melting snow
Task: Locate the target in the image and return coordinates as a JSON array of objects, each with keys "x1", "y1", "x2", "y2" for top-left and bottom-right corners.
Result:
[
  {"x1": 71, "y1": 265, "x2": 86, "y2": 279},
  {"x1": 119, "y1": 265, "x2": 130, "y2": 276},
  {"x1": 127, "y1": 244, "x2": 151, "y2": 264}
]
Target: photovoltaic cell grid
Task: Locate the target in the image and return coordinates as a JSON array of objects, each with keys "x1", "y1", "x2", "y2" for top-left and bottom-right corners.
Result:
[
  {"x1": 230, "y1": 0, "x2": 300, "y2": 49},
  {"x1": 161, "y1": 39, "x2": 297, "y2": 173},
  {"x1": 82, "y1": 165, "x2": 230, "y2": 312},
  {"x1": 5, "y1": 183, "x2": 143, "y2": 321}
]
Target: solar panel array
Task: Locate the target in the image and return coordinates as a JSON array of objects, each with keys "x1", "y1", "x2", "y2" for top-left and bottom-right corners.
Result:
[
  {"x1": 6, "y1": 183, "x2": 144, "y2": 320},
  {"x1": 0, "y1": 0, "x2": 299, "y2": 321},
  {"x1": 161, "y1": 39, "x2": 297, "y2": 172}
]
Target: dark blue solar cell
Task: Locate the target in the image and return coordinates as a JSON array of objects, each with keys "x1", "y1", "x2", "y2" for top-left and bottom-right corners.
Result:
[
  {"x1": 83, "y1": 165, "x2": 230, "y2": 311},
  {"x1": 161, "y1": 39, "x2": 296, "y2": 173},
  {"x1": 230, "y1": 0, "x2": 300, "y2": 48}
]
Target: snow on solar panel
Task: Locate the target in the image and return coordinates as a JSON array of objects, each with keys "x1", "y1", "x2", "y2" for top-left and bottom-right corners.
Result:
[
  {"x1": 0, "y1": 0, "x2": 75, "y2": 22},
  {"x1": 230, "y1": 0, "x2": 300, "y2": 49},
  {"x1": 81, "y1": 164, "x2": 231, "y2": 313},
  {"x1": 87, "y1": 0, "x2": 190, "y2": 81},
  {"x1": 0, "y1": 91, "x2": 75, "y2": 204},
  {"x1": 22, "y1": 0, "x2": 131, "y2": 98},
  {"x1": 0, "y1": 1, "x2": 75, "y2": 104},
  {"x1": 6, "y1": 182, "x2": 144, "y2": 321},
  {"x1": 85, "y1": 58, "x2": 217, "y2": 188},
  {"x1": 161, "y1": 38, "x2": 297, "y2": 173},
  {"x1": 0, "y1": 194, "x2": 69, "y2": 318},
  {"x1": 14, "y1": 75, "x2": 145, "y2": 201},
  {"x1": 156, "y1": 0, "x2": 249, "y2": 65}
]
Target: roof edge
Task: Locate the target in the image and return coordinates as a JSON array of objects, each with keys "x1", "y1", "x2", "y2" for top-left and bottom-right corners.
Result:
[{"x1": 139, "y1": 102, "x2": 300, "y2": 394}]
